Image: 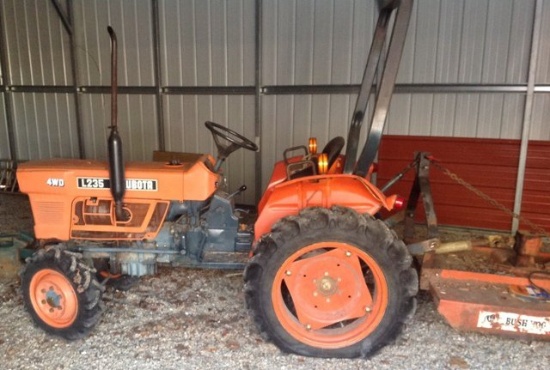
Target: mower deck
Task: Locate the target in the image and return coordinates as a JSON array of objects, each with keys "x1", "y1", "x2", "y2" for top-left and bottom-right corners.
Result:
[{"x1": 421, "y1": 242, "x2": 550, "y2": 340}]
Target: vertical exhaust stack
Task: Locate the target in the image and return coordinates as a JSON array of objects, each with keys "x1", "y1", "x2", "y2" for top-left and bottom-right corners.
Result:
[{"x1": 107, "y1": 26, "x2": 127, "y2": 221}]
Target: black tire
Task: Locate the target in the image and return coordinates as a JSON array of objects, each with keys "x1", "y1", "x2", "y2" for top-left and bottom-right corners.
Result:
[
  {"x1": 244, "y1": 206, "x2": 418, "y2": 358},
  {"x1": 21, "y1": 245, "x2": 104, "y2": 340}
]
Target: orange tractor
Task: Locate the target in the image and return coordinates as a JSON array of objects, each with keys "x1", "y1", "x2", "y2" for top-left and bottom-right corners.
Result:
[{"x1": 16, "y1": 0, "x2": 548, "y2": 359}]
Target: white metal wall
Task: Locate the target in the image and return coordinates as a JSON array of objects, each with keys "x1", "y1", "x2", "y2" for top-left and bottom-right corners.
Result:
[
  {"x1": 386, "y1": 0, "x2": 533, "y2": 139},
  {"x1": 1, "y1": 0, "x2": 79, "y2": 160},
  {"x1": 1, "y1": 0, "x2": 549, "y2": 202},
  {"x1": 533, "y1": 0, "x2": 550, "y2": 140},
  {"x1": 160, "y1": 0, "x2": 255, "y2": 86}
]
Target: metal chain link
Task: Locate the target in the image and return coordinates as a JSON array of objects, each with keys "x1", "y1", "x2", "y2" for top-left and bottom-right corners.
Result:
[{"x1": 428, "y1": 158, "x2": 550, "y2": 239}]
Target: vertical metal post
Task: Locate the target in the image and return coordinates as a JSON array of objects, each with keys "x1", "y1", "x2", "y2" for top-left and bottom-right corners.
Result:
[
  {"x1": 152, "y1": 0, "x2": 165, "y2": 151},
  {"x1": 66, "y1": 0, "x2": 86, "y2": 159},
  {"x1": 254, "y1": 0, "x2": 263, "y2": 202},
  {"x1": 0, "y1": 2, "x2": 17, "y2": 161},
  {"x1": 512, "y1": 0, "x2": 543, "y2": 234}
]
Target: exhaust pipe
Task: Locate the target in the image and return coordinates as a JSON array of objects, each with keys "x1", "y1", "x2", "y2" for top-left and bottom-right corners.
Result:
[{"x1": 107, "y1": 26, "x2": 127, "y2": 221}]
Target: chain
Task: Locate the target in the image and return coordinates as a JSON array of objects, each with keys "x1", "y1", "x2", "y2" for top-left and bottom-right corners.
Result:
[{"x1": 428, "y1": 158, "x2": 550, "y2": 239}]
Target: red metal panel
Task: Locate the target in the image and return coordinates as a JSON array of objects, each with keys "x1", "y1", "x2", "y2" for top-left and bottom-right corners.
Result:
[
  {"x1": 521, "y1": 142, "x2": 550, "y2": 231},
  {"x1": 378, "y1": 136, "x2": 550, "y2": 232}
]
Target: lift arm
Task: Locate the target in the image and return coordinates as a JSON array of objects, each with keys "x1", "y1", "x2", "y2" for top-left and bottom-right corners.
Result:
[{"x1": 343, "y1": 0, "x2": 413, "y2": 177}]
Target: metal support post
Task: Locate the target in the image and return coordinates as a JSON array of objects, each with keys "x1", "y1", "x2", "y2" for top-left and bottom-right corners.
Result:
[
  {"x1": 152, "y1": 0, "x2": 165, "y2": 152},
  {"x1": 404, "y1": 152, "x2": 439, "y2": 243},
  {"x1": 512, "y1": 0, "x2": 543, "y2": 235},
  {"x1": 254, "y1": 0, "x2": 263, "y2": 203}
]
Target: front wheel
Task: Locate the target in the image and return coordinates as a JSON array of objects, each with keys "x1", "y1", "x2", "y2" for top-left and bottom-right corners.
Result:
[
  {"x1": 21, "y1": 246, "x2": 104, "y2": 340},
  {"x1": 244, "y1": 206, "x2": 418, "y2": 358}
]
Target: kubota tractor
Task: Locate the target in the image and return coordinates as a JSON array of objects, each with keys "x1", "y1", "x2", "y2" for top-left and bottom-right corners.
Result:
[{"x1": 16, "y1": 0, "x2": 418, "y2": 358}]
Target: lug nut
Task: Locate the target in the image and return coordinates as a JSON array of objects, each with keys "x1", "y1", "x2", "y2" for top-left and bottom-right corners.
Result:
[
  {"x1": 285, "y1": 270, "x2": 291, "y2": 276},
  {"x1": 345, "y1": 251, "x2": 352, "y2": 257}
]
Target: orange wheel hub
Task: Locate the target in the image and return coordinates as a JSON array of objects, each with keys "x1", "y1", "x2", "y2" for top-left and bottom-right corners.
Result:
[
  {"x1": 29, "y1": 269, "x2": 78, "y2": 328},
  {"x1": 272, "y1": 242, "x2": 388, "y2": 349}
]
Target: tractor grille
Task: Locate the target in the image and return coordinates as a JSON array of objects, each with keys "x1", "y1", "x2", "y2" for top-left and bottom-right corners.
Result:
[{"x1": 34, "y1": 201, "x2": 65, "y2": 224}]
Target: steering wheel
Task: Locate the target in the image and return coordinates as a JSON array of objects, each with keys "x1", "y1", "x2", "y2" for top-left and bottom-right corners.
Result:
[
  {"x1": 322, "y1": 136, "x2": 345, "y2": 170},
  {"x1": 205, "y1": 121, "x2": 258, "y2": 171}
]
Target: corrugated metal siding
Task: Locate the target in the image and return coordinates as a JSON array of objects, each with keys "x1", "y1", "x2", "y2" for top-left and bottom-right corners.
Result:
[
  {"x1": 262, "y1": 0, "x2": 377, "y2": 85},
  {"x1": 521, "y1": 141, "x2": 550, "y2": 230},
  {"x1": 80, "y1": 94, "x2": 157, "y2": 161},
  {"x1": 531, "y1": 0, "x2": 550, "y2": 141},
  {"x1": 159, "y1": 0, "x2": 255, "y2": 86},
  {"x1": 531, "y1": 95, "x2": 550, "y2": 141},
  {"x1": 11, "y1": 93, "x2": 78, "y2": 160},
  {"x1": 386, "y1": 93, "x2": 526, "y2": 139},
  {"x1": 536, "y1": 0, "x2": 550, "y2": 84},
  {"x1": 1, "y1": 0, "x2": 72, "y2": 85},
  {"x1": 397, "y1": 0, "x2": 533, "y2": 85},
  {"x1": 74, "y1": 0, "x2": 155, "y2": 86}
]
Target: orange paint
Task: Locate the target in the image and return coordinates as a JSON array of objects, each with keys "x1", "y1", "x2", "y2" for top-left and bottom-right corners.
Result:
[
  {"x1": 17, "y1": 155, "x2": 219, "y2": 241},
  {"x1": 272, "y1": 242, "x2": 388, "y2": 348},
  {"x1": 29, "y1": 268, "x2": 78, "y2": 328},
  {"x1": 255, "y1": 174, "x2": 398, "y2": 242}
]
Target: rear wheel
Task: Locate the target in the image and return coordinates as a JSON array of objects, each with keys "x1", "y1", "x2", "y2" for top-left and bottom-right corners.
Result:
[
  {"x1": 21, "y1": 246, "x2": 104, "y2": 340},
  {"x1": 244, "y1": 206, "x2": 418, "y2": 358}
]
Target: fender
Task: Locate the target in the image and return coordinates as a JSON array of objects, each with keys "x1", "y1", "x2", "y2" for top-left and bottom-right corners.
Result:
[{"x1": 254, "y1": 174, "x2": 398, "y2": 243}]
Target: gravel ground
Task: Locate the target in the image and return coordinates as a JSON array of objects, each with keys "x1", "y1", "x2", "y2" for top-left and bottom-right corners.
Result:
[{"x1": 0, "y1": 193, "x2": 548, "y2": 369}]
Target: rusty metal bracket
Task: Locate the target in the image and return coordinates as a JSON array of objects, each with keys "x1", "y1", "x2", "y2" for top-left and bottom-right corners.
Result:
[
  {"x1": 403, "y1": 152, "x2": 439, "y2": 244},
  {"x1": 406, "y1": 238, "x2": 440, "y2": 256}
]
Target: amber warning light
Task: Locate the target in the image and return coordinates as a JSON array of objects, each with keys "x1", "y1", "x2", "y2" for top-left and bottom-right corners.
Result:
[{"x1": 308, "y1": 137, "x2": 317, "y2": 155}]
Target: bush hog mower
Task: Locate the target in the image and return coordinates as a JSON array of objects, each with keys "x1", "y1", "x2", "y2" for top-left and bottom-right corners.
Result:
[{"x1": 14, "y1": 0, "x2": 550, "y2": 359}]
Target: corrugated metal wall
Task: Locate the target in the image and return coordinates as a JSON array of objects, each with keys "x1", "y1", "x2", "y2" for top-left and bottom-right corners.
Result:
[
  {"x1": 1, "y1": 0, "x2": 549, "y2": 210},
  {"x1": 1, "y1": 0, "x2": 79, "y2": 160},
  {"x1": 158, "y1": 0, "x2": 257, "y2": 199},
  {"x1": 386, "y1": 0, "x2": 534, "y2": 139},
  {"x1": 533, "y1": 0, "x2": 550, "y2": 140}
]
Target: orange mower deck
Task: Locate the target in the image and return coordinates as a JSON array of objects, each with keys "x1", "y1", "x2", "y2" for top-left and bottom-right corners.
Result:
[{"x1": 420, "y1": 237, "x2": 550, "y2": 340}]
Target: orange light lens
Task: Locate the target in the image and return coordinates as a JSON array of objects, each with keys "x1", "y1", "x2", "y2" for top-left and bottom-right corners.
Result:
[
  {"x1": 308, "y1": 138, "x2": 317, "y2": 155},
  {"x1": 318, "y1": 153, "x2": 328, "y2": 174}
]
